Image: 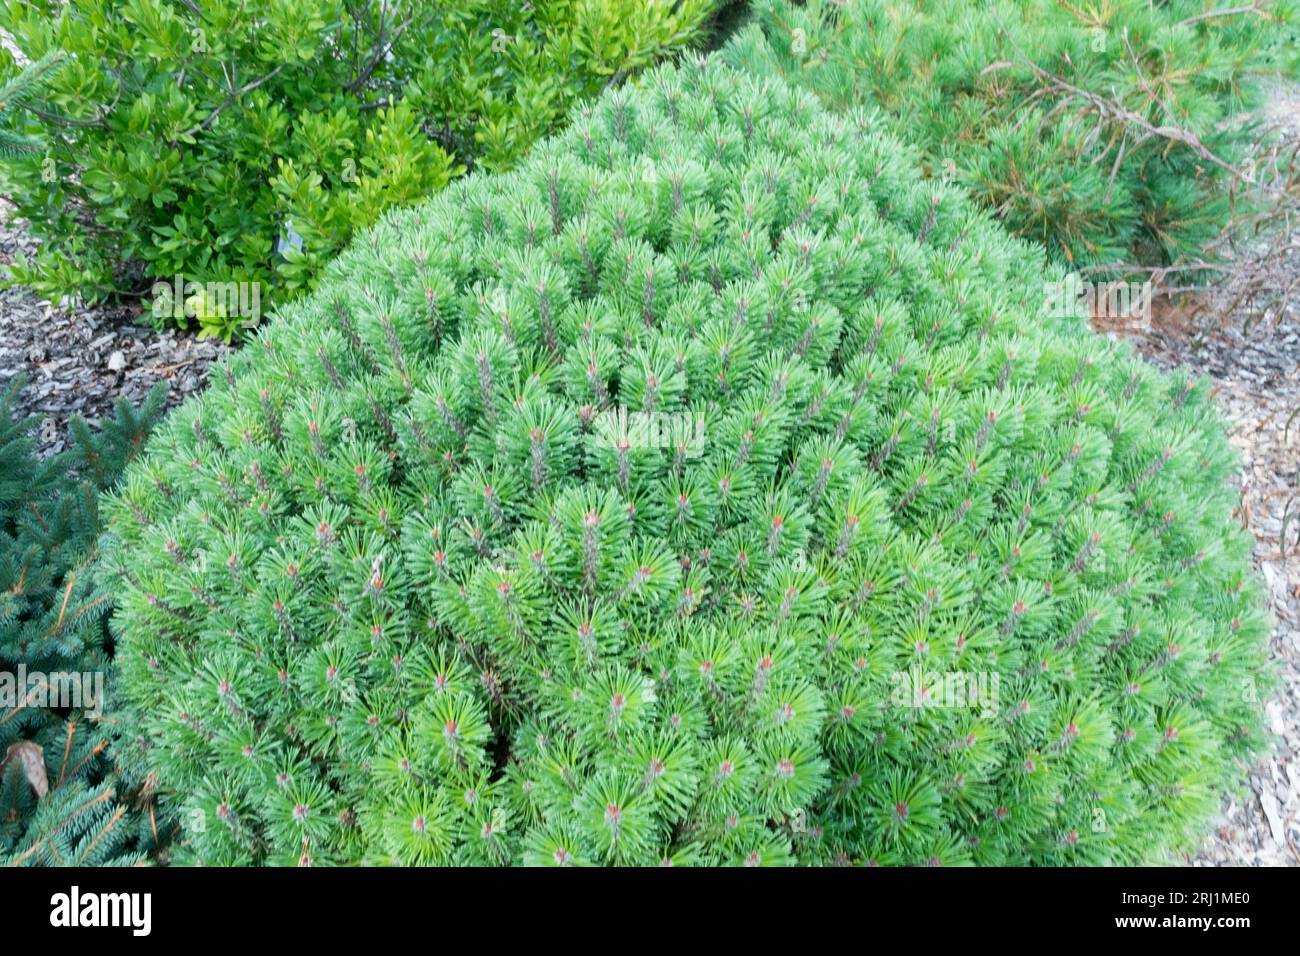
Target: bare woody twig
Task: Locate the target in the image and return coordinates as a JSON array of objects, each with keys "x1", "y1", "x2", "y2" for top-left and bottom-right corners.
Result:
[
  {"x1": 172, "y1": 64, "x2": 285, "y2": 143},
  {"x1": 1022, "y1": 59, "x2": 1252, "y2": 183},
  {"x1": 1179, "y1": 4, "x2": 1272, "y2": 29},
  {"x1": 343, "y1": 13, "x2": 417, "y2": 93}
]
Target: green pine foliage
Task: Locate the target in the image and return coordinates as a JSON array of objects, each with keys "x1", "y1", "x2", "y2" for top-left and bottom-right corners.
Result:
[
  {"x1": 0, "y1": 51, "x2": 65, "y2": 158},
  {"x1": 0, "y1": 378, "x2": 172, "y2": 866},
  {"x1": 103, "y1": 48, "x2": 1270, "y2": 867},
  {"x1": 732, "y1": 0, "x2": 1300, "y2": 272},
  {"x1": 0, "y1": 0, "x2": 720, "y2": 314}
]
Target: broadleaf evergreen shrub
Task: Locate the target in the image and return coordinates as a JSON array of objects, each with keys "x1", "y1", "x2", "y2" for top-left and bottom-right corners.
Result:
[
  {"x1": 732, "y1": 0, "x2": 1300, "y2": 272},
  {"x1": 0, "y1": 0, "x2": 719, "y2": 313},
  {"x1": 104, "y1": 49, "x2": 1271, "y2": 866},
  {"x1": 0, "y1": 378, "x2": 172, "y2": 865}
]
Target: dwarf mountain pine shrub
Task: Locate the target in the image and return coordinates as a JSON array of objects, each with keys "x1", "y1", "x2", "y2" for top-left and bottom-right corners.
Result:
[{"x1": 103, "y1": 52, "x2": 1271, "y2": 866}]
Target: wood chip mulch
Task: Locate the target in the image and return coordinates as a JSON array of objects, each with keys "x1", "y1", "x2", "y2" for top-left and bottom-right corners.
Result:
[{"x1": 0, "y1": 206, "x2": 230, "y2": 458}]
